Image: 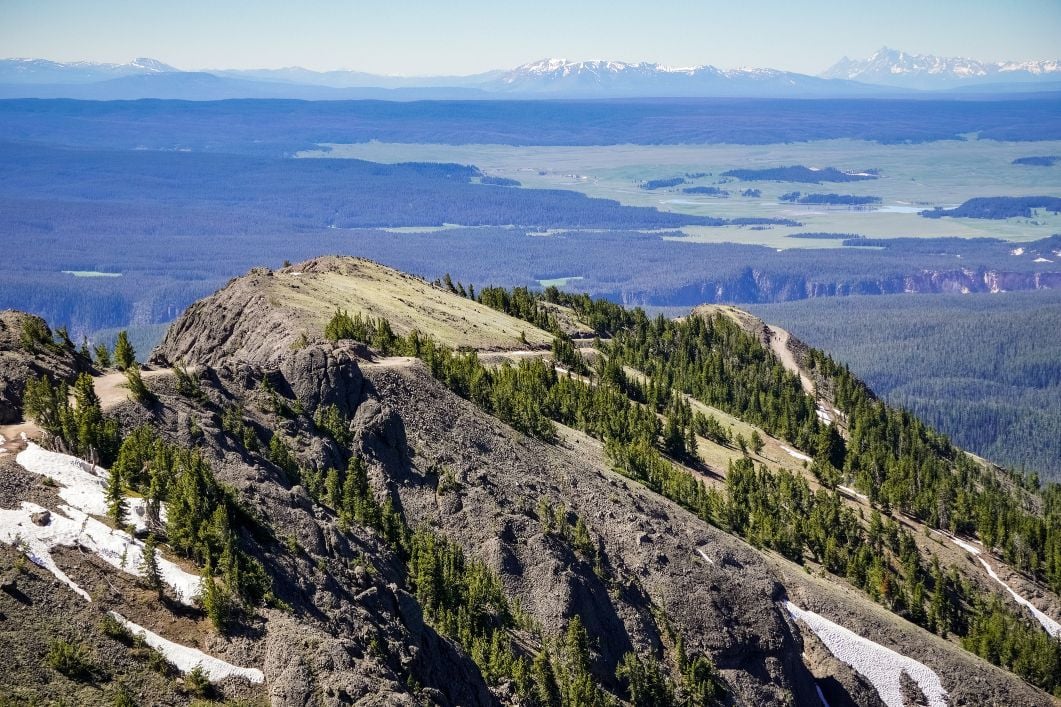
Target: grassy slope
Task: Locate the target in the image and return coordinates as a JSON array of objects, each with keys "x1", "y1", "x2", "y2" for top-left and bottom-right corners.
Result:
[{"x1": 274, "y1": 258, "x2": 554, "y2": 351}]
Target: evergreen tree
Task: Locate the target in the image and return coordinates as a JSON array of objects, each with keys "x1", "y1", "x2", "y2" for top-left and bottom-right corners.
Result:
[
  {"x1": 532, "y1": 649, "x2": 561, "y2": 707},
  {"x1": 114, "y1": 331, "x2": 135, "y2": 371},
  {"x1": 106, "y1": 465, "x2": 126, "y2": 528},
  {"x1": 199, "y1": 561, "x2": 232, "y2": 632},
  {"x1": 93, "y1": 342, "x2": 111, "y2": 369},
  {"x1": 139, "y1": 533, "x2": 163, "y2": 595},
  {"x1": 750, "y1": 430, "x2": 764, "y2": 456},
  {"x1": 125, "y1": 363, "x2": 153, "y2": 403}
]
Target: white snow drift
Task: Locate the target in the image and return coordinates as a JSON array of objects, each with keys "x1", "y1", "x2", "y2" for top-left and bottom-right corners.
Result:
[
  {"x1": 15, "y1": 442, "x2": 163, "y2": 533},
  {"x1": 943, "y1": 529, "x2": 1061, "y2": 637},
  {"x1": 0, "y1": 443, "x2": 200, "y2": 604},
  {"x1": 785, "y1": 601, "x2": 948, "y2": 707},
  {"x1": 0, "y1": 500, "x2": 201, "y2": 604},
  {"x1": 780, "y1": 445, "x2": 813, "y2": 463},
  {"x1": 110, "y1": 612, "x2": 264, "y2": 684},
  {"x1": 977, "y1": 558, "x2": 1061, "y2": 638}
]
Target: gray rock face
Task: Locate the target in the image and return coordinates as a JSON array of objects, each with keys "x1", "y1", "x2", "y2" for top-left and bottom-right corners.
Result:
[
  {"x1": 357, "y1": 360, "x2": 822, "y2": 705},
  {"x1": 279, "y1": 342, "x2": 366, "y2": 417},
  {"x1": 151, "y1": 267, "x2": 300, "y2": 368},
  {"x1": 0, "y1": 310, "x2": 93, "y2": 423}
]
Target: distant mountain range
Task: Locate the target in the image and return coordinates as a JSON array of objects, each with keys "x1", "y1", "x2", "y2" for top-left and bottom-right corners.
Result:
[
  {"x1": 822, "y1": 47, "x2": 1061, "y2": 90},
  {"x1": 1, "y1": 48, "x2": 1059, "y2": 100}
]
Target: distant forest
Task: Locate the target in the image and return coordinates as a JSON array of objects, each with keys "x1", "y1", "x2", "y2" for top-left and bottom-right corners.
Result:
[
  {"x1": 780, "y1": 192, "x2": 881, "y2": 206},
  {"x1": 921, "y1": 196, "x2": 1061, "y2": 220},
  {"x1": 2, "y1": 97, "x2": 1060, "y2": 156},
  {"x1": 0, "y1": 143, "x2": 745, "y2": 231},
  {"x1": 641, "y1": 177, "x2": 686, "y2": 190},
  {"x1": 750, "y1": 290, "x2": 1061, "y2": 479},
  {"x1": 722, "y1": 166, "x2": 878, "y2": 183},
  {"x1": 682, "y1": 186, "x2": 729, "y2": 196},
  {"x1": 1012, "y1": 156, "x2": 1057, "y2": 166}
]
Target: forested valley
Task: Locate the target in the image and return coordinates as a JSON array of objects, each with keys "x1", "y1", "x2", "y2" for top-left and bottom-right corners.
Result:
[{"x1": 750, "y1": 290, "x2": 1061, "y2": 480}]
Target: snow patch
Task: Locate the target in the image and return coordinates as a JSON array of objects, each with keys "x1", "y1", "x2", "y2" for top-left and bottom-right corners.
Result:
[
  {"x1": 943, "y1": 533, "x2": 982, "y2": 556},
  {"x1": 696, "y1": 547, "x2": 715, "y2": 565},
  {"x1": 109, "y1": 612, "x2": 264, "y2": 684},
  {"x1": 1033, "y1": 257, "x2": 1053, "y2": 263},
  {"x1": 0, "y1": 502, "x2": 92, "y2": 600},
  {"x1": 837, "y1": 485, "x2": 868, "y2": 502},
  {"x1": 938, "y1": 529, "x2": 1061, "y2": 637},
  {"x1": 1010, "y1": 247, "x2": 1025, "y2": 256},
  {"x1": 0, "y1": 501, "x2": 200, "y2": 604},
  {"x1": 977, "y1": 558, "x2": 1061, "y2": 638},
  {"x1": 15, "y1": 442, "x2": 163, "y2": 534},
  {"x1": 784, "y1": 601, "x2": 948, "y2": 707},
  {"x1": 816, "y1": 406, "x2": 833, "y2": 425},
  {"x1": 780, "y1": 445, "x2": 813, "y2": 463}
]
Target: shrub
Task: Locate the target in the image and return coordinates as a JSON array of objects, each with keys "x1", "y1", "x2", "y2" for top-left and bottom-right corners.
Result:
[
  {"x1": 185, "y1": 664, "x2": 212, "y2": 698},
  {"x1": 99, "y1": 613, "x2": 131, "y2": 643},
  {"x1": 46, "y1": 639, "x2": 96, "y2": 681}
]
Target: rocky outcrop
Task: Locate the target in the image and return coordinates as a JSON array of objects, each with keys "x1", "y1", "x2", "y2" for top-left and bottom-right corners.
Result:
[
  {"x1": 0, "y1": 310, "x2": 93, "y2": 423},
  {"x1": 151, "y1": 267, "x2": 307, "y2": 368}
]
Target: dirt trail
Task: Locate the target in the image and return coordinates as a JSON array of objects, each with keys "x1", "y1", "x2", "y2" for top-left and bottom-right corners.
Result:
[
  {"x1": 766, "y1": 326, "x2": 815, "y2": 396},
  {"x1": 361, "y1": 356, "x2": 418, "y2": 369},
  {"x1": 94, "y1": 368, "x2": 173, "y2": 410},
  {"x1": 0, "y1": 368, "x2": 174, "y2": 452}
]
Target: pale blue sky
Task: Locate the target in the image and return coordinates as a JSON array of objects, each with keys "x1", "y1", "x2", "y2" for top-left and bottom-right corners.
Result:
[{"x1": 2, "y1": 0, "x2": 1059, "y2": 75}]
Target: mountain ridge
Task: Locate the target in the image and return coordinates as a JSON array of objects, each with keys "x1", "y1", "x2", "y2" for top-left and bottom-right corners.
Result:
[
  {"x1": 3, "y1": 48, "x2": 1060, "y2": 99},
  {"x1": 822, "y1": 46, "x2": 1061, "y2": 89},
  {"x1": 1, "y1": 256, "x2": 1059, "y2": 705}
]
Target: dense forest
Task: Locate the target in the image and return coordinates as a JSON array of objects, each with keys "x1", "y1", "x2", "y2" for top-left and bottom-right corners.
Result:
[
  {"x1": 682, "y1": 186, "x2": 729, "y2": 196},
  {"x1": 921, "y1": 196, "x2": 1061, "y2": 219},
  {"x1": 721, "y1": 166, "x2": 878, "y2": 183},
  {"x1": 3, "y1": 221, "x2": 1058, "y2": 340},
  {"x1": 3, "y1": 98, "x2": 1058, "y2": 156},
  {"x1": 0, "y1": 143, "x2": 748, "y2": 231},
  {"x1": 749, "y1": 290, "x2": 1061, "y2": 479},
  {"x1": 1012, "y1": 156, "x2": 1057, "y2": 166},
  {"x1": 779, "y1": 192, "x2": 881, "y2": 206}
]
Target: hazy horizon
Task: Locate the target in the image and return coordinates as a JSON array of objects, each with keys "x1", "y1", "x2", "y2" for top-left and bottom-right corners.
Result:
[{"x1": 2, "y1": 0, "x2": 1059, "y2": 76}]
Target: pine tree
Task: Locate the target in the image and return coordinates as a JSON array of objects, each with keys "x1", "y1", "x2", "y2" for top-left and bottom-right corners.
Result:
[
  {"x1": 114, "y1": 331, "x2": 135, "y2": 371},
  {"x1": 125, "y1": 363, "x2": 153, "y2": 403},
  {"x1": 199, "y1": 561, "x2": 230, "y2": 632},
  {"x1": 93, "y1": 343, "x2": 111, "y2": 369},
  {"x1": 325, "y1": 467, "x2": 342, "y2": 510},
  {"x1": 106, "y1": 466, "x2": 127, "y2": 528},
  {"x1": 750, "y1": 430, "x2": 764, "y2": 456},
  {"x1": 139, "y1": 533, "x2": 163, "y2": 595},
  {"x1": 532, "y1": 648, "x2": 561, "y2": 707}
]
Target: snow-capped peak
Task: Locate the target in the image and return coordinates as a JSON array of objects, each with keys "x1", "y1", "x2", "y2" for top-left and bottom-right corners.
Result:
[
  {"x1": 508, "y1": 58, "x2": 706, "y2": 79},
  {"x1": 821, "y1": 47, "x2": 1061, "y2": 88},
  {"x1": 129, "y1": 57, "x2": 177, "y2": 73}
]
